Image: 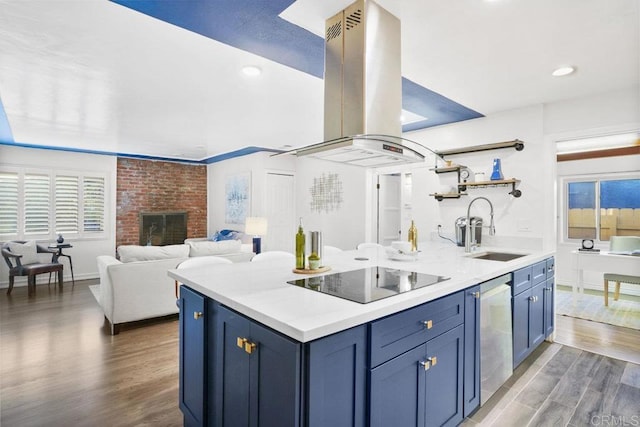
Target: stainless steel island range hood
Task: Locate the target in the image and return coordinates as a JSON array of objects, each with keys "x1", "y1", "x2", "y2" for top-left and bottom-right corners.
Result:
[{"x1": 286, "y1": 0, "x2": 431, "y2": 168}]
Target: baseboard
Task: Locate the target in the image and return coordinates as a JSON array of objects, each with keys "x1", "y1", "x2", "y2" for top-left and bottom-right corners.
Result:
[{"x1": 0, "y1": 273, "x2": 99, "y2": 289}]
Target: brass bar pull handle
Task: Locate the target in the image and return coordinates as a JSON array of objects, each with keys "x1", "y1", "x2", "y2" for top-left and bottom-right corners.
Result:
[
  {"x1": 237, "y1": 337, "x2": 248, "y2": 349},
  {"x1": 428, "y1": 356, "x2": 437, "y2": 367},
  {"x1": 419, "y1": 360, "x2": 431, "y2": 371},
  {"x1": 422, "y1": 320, "x2": 433, "y2": 329},
  {"x1": 244, "y1": 341, "x2": 257, "y2": 354},
  {"x1": 193, "y1": 311, "x2": 203, "y2": 320}
]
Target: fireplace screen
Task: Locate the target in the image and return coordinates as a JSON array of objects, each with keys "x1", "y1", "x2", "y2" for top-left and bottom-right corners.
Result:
[{"x1": 139, "y1": 212, "x2": 187, "y2": 246}]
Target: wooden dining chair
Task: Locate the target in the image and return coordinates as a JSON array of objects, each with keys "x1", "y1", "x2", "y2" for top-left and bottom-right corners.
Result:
[{"x1": 2, "y1": 241, "x2": 63, "y2": 296}]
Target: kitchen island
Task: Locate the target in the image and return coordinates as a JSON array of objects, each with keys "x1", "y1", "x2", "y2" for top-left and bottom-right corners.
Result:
[{"x1": 169, "y1": 242, "x2": 555, "y2": 427}]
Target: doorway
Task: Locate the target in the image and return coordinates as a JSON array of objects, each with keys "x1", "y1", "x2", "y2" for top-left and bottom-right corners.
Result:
[{"x1": 265, "y1": 172, "x2": 295, "y2": 252}]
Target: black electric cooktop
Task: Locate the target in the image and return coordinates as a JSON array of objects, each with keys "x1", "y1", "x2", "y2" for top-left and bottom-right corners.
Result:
[{"x1": 287, "y1": 267, "x2": 449, "y2": 304}]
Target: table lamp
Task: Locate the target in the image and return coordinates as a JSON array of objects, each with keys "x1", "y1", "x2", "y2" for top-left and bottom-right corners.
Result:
[{"x1": 245, "y1": 217, "x2": 268, "y2": 254}]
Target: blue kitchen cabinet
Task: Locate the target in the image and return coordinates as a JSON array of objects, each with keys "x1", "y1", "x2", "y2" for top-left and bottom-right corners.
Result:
[
  {"x1": 214, "y1": 305, "x2": 301, "y2": 427},
  {"x1": 369, "y1": 291, "x2": 465, "y2": 427},
  {"x1": 463, "y1": 285, "x2": 480, "y2": 417},
  {"x1": 512, "y1": 258, "x2": 555, "y2": 368},
  {"x1": 370, "y1": 325, "x2": 464, "y2": 427},
  {"x1": 179, "y1": 286, "x2": 208, "y2": 427}
]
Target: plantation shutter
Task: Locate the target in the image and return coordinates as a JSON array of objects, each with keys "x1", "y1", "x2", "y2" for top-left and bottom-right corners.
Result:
[
  {"x1": 0, "y1": 172, "x2": 19, "y2": 235},
  {"x1": 24, "y1": 174, "x2": 50, "y2": 234},
  {"x1": 83, "y1": 176, "x2": 105, "y2": 232},
  {"x1": 55, "y1": 175, "x2": 79, "y2": 233}
]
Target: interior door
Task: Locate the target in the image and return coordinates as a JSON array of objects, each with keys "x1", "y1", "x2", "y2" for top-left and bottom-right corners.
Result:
[
  {"x1": 377, "y1": 174, "x2": 401, "y2": 245},
  {"x1": 265, "y1": 172, "x2": 295, "y2": 252}
]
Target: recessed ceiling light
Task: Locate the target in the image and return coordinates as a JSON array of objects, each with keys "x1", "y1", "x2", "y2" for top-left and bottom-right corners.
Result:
[
  {"x1": 242, "y1": 65, "x2": 262, "y2": 77},
  {"x1": 552, "y1": 66, "x2": 576, "y2": 77}
]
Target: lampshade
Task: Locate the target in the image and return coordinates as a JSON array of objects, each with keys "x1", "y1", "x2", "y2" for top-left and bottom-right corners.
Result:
[{"x1": 245, "y1": 217, "x2": 268, "y2": 236}]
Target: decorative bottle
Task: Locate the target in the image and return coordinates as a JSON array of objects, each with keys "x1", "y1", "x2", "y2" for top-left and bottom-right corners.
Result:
[
  {"x1": 490, "y1": 158, "x2": 504, "y2": 181},
  {"x1": 295, "y1": 218, "x2": 306, "y2": 269},
  {"x1": 408, "y1": 220, "x2": 418, "y2": 252}
]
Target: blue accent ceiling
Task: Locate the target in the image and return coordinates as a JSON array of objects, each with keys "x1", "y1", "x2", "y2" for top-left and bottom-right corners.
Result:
[
  {"x1": 0, "y1": 98, "x2": 15, "y2": 143},
  {"x1": 111, "y1": 0, "x2": 483, "y2": 131}
]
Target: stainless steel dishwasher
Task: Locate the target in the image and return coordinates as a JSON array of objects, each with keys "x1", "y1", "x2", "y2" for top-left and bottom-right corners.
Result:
[{"x1": 480, "y1": 273, "x2": 513, "y2": 405}]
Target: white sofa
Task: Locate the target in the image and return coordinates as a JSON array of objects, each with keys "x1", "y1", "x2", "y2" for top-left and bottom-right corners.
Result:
[{"x1": 96, "y1": 240, "x2": 253, "y2": 334}]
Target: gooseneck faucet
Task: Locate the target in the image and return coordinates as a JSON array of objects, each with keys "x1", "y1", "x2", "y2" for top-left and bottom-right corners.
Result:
[{"x1": 465, "y1": 197, "x2": 496, "y2": 253}]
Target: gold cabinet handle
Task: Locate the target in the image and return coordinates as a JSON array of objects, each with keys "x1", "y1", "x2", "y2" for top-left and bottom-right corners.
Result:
[
  {"x1": 428, "y1": 356, "x2": 437, "y2": 367},
  {"x1": 237, "y1": 337, "x2": 248, "y2": 349},
  {"x1": 422, "y1": 320, "x2": 433, "y2": 329},
  {"x1": 419, "y1": 360, "x2": 431, "y2": 371},
  {"x1": 193, "y1": 311, "x2": 203, "y2": 320},
  {"x1": 244, "y1": 341, "x2": 257, "y2": 354},
  {"x1": 470, "y1": 291, "x2": 480, "y2": 299}
]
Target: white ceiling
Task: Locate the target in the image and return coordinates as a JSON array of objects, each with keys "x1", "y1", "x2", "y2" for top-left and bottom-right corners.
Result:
[{"x1": 0, "y1": 0, "x2": 638, "y2": 162}]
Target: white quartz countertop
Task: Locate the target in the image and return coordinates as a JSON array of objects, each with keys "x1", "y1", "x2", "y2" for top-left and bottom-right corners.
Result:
[{"x1": 168, "y1": 242, "x2": 554, "y2": 343}]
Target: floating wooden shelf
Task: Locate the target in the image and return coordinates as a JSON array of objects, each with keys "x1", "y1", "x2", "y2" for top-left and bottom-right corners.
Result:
[
  {"x1": 435, "y1": 139, "x2": 524, "y2": 157},
  {"x1": 429, "y1": 192, "x2": 468, "y2": 201},
  {"x1": 458, "y1": 179, "x2": 522, "y2": 197},
  {"x1": 429, "y1": 165, "x2": 467, "y2": 174}
]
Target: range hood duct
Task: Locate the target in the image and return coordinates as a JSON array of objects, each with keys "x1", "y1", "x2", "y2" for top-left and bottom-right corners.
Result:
[{"x1": 285, "y1": 0, "x2": 434, "y2": 168}]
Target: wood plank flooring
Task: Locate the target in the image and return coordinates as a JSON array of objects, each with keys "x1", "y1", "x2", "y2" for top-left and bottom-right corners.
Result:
[
  {"x1": 0, "y1": 280, "x2": 182, "y2": 427},
  {"x1": 1, "y1": 280, "x2": 639, "y2": 427}
]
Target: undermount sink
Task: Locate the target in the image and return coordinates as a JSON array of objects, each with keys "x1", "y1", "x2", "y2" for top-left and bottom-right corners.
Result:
[{"x1": 467, "y1": 251, "x2": 528, "y2": 262}]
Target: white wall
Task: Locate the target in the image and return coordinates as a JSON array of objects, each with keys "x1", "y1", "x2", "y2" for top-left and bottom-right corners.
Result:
[
  {"x1": 0, "y1": 145, "x2": 117, "y2": 288},
  {"x1": 294, "y1": 157, "x2": 370, "y2": 250},
  {"x1": 545, "y1": 87, "x2": 640, "y2": 289},
  {"x1": 207, "y1": 152, "x2": 370, "y2": 252},
  {"x1": 393, "y1": 105, "x2": 552, "y2": 252},
  {"x1": 207, "y1": 152, "x2": 296, "y2": 247}
]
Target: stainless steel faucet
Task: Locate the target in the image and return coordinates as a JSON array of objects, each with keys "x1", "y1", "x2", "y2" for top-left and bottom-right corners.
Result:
[{"x1": 465, "y1": 197, "x2": 496, "y2": 253}]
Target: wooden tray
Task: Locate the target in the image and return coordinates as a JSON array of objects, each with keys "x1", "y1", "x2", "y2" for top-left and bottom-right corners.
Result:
[{"x1": 292, "y1": 266, "x2": 331, "y2": 274}]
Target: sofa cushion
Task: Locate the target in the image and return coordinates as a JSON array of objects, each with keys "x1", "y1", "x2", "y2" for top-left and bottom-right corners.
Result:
[
  {"x1": 187, "y1": 239, "x2": 242, "y2": 257},
  {"x1": 117, "y1": 244, "x2": 189, "y2": 263},
  {"x1": 8, "y1": 240, "x2": 39, "y2": 265}
]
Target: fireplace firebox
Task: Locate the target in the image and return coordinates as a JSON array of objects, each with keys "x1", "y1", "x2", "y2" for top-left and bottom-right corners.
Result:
[{"x1": 139, "y1": 212, "x2": 187, "y2": 246}]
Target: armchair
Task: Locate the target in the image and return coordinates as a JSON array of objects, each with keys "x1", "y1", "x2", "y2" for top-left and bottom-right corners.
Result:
[{"x1": 2, "y1": 241, "x2": 63, "y2": 296}]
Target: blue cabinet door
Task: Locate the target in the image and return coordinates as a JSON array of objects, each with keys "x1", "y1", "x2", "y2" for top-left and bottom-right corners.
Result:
[
  {"x1": 529, "y1": 282, "x2": 546, "y2": 350},
  {"x1": 214, "y1": 305, "x2": 301, "y2": 427},
  {"x1": 512, "y1": 289, "x2": 530, "y2": 368},
  {"x1": 544, "y1": 277, "x2": 555, "y2": 338},
  {"x1": 251, "y1": 320, "x2": 301, "y2": 427},
  {"x1": 370, "y1": 344, "x2": 427, "y2": 427},
  {"x1": 307, "y1": 325, "x2": 367, "y2": 427},
  {"x1": 425, "y1": 324, "x2": 464, "y2": 427},
  {"x1": 179, "y1": 286, "x2": 207, "y2": 427},
  {"x1": 215, "y1": 305, "x2": 251, "y2": 427},
  {"x1": 463, "y1": 286, "x2": 480, "y2": 417}
]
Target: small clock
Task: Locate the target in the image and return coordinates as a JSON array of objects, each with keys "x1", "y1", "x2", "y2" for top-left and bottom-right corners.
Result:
[
  {"x1": 460, "y1": 169, "x2": 471, "y2": 182},
  {"x1": 581, "y1": 239, "x2": 594, "y2": 250}
]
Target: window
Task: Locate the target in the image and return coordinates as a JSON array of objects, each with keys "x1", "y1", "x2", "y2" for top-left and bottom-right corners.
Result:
[
  {"x1": 0, "y1": 172, "x2": 19, "y2": 235},
  {"x1": 83, "y1": 176, "x2": 105, "y2": 232},
  {"x1": 24, "y1": 174, "x2": 50, "y2": 235},
  {"x1": 56, "y1": 175, "x2": 79, "y2": 233},
  {"x1": 566, "y1": 178, "x2": 640, "y2": 242},
  {"x1": 0, "y1": 168, "x2": 107, "y2": 240}
]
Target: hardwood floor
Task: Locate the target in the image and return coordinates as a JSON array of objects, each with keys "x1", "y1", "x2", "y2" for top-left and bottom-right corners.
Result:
[
  {"x1": 1, "y1": 279, "x2": 639, "y2": 427},
  {"x1": 0, "y1": 280, "x2": 182, "y2": 427}
]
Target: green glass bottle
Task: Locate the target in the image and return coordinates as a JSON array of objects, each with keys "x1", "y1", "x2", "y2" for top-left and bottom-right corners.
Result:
[{"x1": 295, "y1": 218, "x2": 306, "y2": 269}]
